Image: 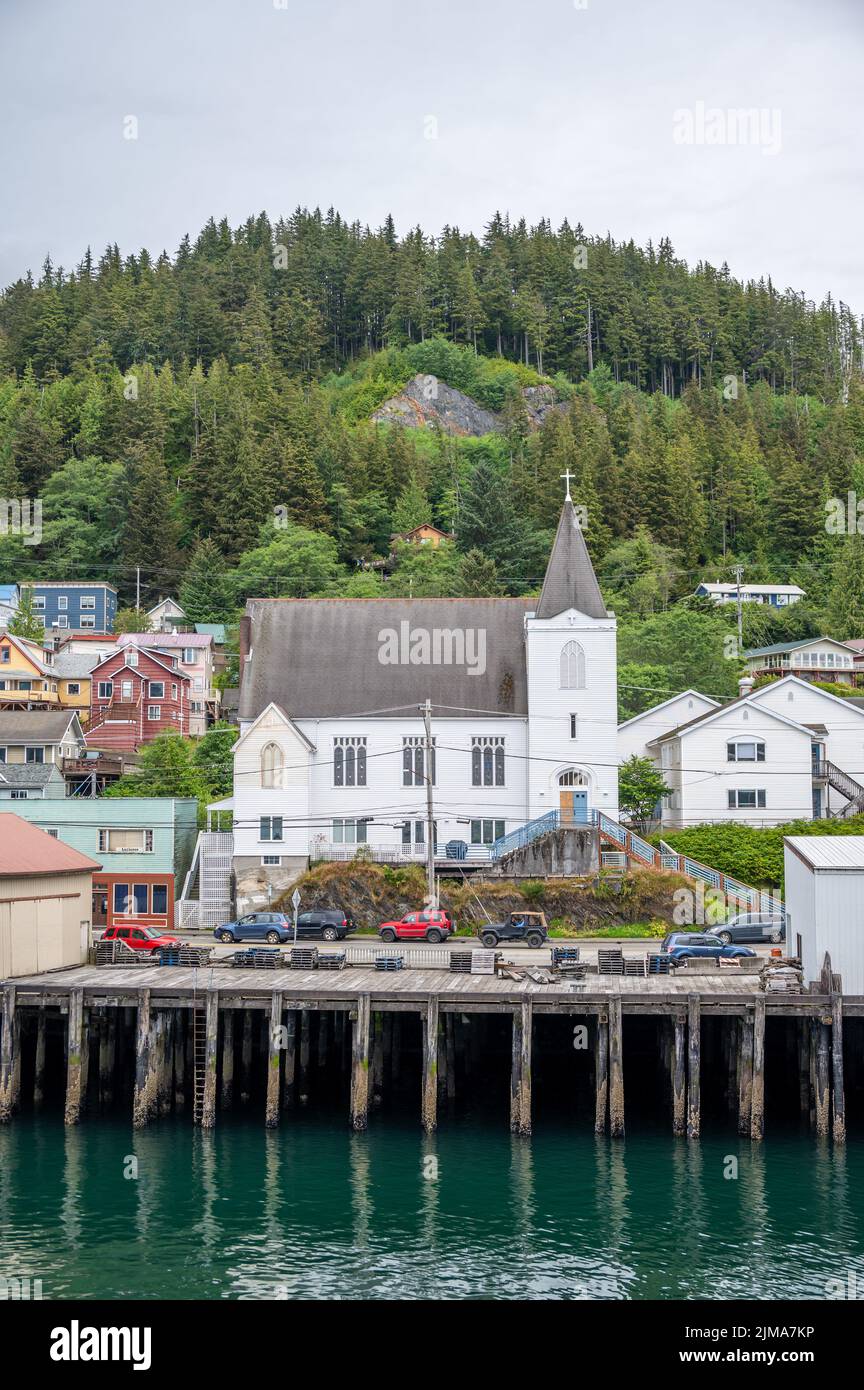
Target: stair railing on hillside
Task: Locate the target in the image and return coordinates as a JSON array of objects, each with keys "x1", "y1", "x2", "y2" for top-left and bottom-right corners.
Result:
[{"x1": 492, "y1": 807, "x2": 784, "y2": 917}]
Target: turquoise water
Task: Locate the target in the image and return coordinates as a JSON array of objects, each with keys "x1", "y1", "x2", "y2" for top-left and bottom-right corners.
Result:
[{"x1": 1, "y1": 1114, "x2": 862, "y2": 1300}]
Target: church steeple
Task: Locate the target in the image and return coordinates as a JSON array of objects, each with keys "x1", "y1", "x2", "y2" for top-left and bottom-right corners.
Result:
[{"x1": 534, "y1": 497, "x2": 608, "y2": 620}]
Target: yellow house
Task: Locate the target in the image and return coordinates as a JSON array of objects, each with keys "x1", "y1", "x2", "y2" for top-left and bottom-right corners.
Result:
[
  {"x1": 0, "y1": 633, "x2": 60, "y2": 709},
  {"x1": 51, "y1": 647, "x2": 98, "y2": 725}
]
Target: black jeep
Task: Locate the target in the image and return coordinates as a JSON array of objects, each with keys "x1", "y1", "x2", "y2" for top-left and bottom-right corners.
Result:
[{"x1": 477, "y1": 912, "x2": 548, "y2": 949}]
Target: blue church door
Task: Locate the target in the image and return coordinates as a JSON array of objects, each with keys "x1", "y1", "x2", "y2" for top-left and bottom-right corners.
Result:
[{"x1": 560, "y1": 788, "x2": 589, "y2": 824}]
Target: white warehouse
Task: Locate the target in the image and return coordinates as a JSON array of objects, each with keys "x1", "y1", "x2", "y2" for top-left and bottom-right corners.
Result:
[{"x1": 784, "y1": 836, "x2": 864, "y2": 993}]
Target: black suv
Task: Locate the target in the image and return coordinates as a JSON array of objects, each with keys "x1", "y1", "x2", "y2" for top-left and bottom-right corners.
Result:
[
  {"x1": 478, "y1": 912, "x2": 548, "y2": 948},
  {"x1": 294, "y1": 910, "x2": 356, "y2": 941}
]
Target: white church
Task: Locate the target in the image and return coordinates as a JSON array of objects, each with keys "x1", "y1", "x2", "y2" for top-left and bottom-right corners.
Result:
[{"x1": 228, "y1": 492, "x2": 620, "y2": 904}]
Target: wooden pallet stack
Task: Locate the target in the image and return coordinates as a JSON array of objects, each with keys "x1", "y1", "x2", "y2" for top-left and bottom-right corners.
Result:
[
  {"x1": 232, "y1": 948, "x2": 284, "y2": 970},
  {"x1": 552, "y1": 947, "x2": 580, "y2": 966},
  {"x1": 375, "y1": 955, "x2": 404, "y2": 972},
  {"x1": 95, "y1": 939, "x2": 151, "y2": 967},
  {"x1": 470, "y1": 949, "x2": 499, "y2": 975},
  {"x1": 449, "y1": 952, "x2": 473, "y2": 974},
  {"x1": 623, "y1": 958, "x2": 646, "y2": 978},
  {"x1": 597, "y1": 948, "x2": 624, "y2": 976},
  {"x1": 288, "y1": 948, "x2": 318, "y2": 970},
  {"x1": 157, "y1": 945, "x2": 212, "y2": 967},
  {"x1": 316, "y1": 952, "x2": 346, "y2": 972},
  {"x1": 647, "y1": 953, "x2": 670, "y2": 975}
]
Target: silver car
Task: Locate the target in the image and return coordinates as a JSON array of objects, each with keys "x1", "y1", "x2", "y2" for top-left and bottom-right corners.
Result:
[{"x1": 713, "y1": 912, "x2": 785, "y2": 945}]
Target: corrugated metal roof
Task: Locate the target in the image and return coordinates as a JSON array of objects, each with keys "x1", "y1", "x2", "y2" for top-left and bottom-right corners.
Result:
[
  {"x1": 785, "y1": 835, "x2": 864, "y2": 870},
  {"x1": 0, "y1": 813, "x2": 101, "y2": 875}
]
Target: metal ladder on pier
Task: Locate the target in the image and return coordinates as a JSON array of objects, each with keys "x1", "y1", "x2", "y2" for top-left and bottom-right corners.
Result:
[{"x1": 191, "y1": 970, "x2": 206, "y2": 1125}]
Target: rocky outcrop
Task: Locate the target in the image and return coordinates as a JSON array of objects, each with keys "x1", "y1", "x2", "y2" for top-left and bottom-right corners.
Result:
[{"x1": 371, "y1": 373, "x2": 560, "y2": 437}]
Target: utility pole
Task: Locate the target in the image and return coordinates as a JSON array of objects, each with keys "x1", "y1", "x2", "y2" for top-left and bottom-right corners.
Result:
[
  {"x1": 734, "y1": 564, "x2": 744, "y2": 653},
  {"x1": 136, "y1": 567, "x2": 141, "y2": 614},
  {"x1": 422, "y1": 698, "x2": 437, "y2": 907}
]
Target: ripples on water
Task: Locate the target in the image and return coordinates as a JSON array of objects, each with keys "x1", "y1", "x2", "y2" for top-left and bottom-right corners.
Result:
[{"x1": 1, "y1": 1116, "x2": 862, "y2": 1299}]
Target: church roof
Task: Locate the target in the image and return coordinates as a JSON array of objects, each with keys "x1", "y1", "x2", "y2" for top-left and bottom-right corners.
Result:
[
  {"x1": 534, "y1": 499, "x2": 609, "y2": 620},
  {"x1": 239, "y1": 597, "x2": 535, "y2": 720}
]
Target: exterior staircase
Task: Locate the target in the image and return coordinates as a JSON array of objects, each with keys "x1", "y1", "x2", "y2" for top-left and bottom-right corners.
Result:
[
  {"x1": 814, "y1": 760, "x2": 864, "y2": 818},
  {"x1": 492, "y1": 809, "x2": 784, "y2": 916}
]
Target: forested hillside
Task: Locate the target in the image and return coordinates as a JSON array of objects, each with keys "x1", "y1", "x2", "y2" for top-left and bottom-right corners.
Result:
[{"x1": 1, "y1": 207, "x2": 863, "y2": 717}]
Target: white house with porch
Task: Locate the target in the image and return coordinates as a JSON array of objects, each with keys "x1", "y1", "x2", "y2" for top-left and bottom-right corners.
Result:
[{"x1": 225, "y1": 493, "x2": 620, "y2": 905}]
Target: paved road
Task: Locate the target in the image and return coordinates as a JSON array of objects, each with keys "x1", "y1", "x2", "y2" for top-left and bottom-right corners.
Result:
[{"x1": 168, "y1": 932, "x2": 778, "y2": 968}]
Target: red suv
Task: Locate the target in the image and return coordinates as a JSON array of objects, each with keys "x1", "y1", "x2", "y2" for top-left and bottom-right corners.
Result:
[
  {"x1": 378, "y1": 909, "x2": 454, "y2": 944},
  {"x1": 102, "y1": 926, "x2": 182, "y2": 952}
]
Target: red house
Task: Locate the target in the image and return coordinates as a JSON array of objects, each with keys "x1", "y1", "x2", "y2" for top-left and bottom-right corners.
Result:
[{"x1": 86, "y1": 644, "x2": 192, "y2": 751}]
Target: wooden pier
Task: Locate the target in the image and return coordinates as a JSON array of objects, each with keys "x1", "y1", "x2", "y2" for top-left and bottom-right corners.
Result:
[{"x1": 0, "y1": 958, "x2": 856, "y2": 1139}]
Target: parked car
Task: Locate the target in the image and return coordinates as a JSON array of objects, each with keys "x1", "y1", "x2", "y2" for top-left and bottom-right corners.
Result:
[
  {"x1": 378, "y1": 909, "x2": 454, "y2": 943},
  {"x1": 712, "y1": 912, "x2": 785, "y2": 946},
  {"x1": 214, "y1": 912, "x2": 293, "y2": 944},
  {"x1": 294, "y1": 909, "x2": 356, "y2": 941},
  {"x1": 477, "y1": 912, "x2": 548, "y2": 949},
  {"x1": 102, "y1": 925, "x2": 182, "y2": 952},
  {"x1": 662, "y1": 931, "x2": 756, "y2": 962}
]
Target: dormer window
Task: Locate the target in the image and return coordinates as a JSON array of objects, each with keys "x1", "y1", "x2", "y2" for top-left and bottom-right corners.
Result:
[{"x1": 127, "y1": 650, "x2": 138, "y2": 667}]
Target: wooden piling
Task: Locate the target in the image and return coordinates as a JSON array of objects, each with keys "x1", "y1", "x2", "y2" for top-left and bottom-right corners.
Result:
[
  {"x1": 0, "y1": 985, "x2": 21, "y2": 1122},
  {"x1": 831, "y1": 992, "x2": 846, "y2": 1144},
  {"x1": 173, "y1": 1009, "x2": 186, "y2": 1111},
  {"x1": 157, "y1": 1011, "x2": 173, "y2": 1117},
  {"x1": 317, "y1": 1010, "x2": 329, "y2": 1071},
  {"x1": 594, "y1": 1012, "x2": 609, "y2": 1135},
  {"x1": 33, "y1": 1007, "x2": 46, "y2": 1110},
  {"x1": 750, "y1": 995, "x2": 765, "y2": 1141},
  {"x1": 738, "y1": 1008, "x2": 753, "y2": 1136},
  {"x1": 201, "y1": 991, "x2": 219, "y2": 1129},
  {"x1": 814, "y1": 1018, "x2": 831, "y2": 1138},
  {"x1": 798, "y1": 1018, "x2": 810, "y2": 1124},
  {"x1": 371, "y1": 1011, "x2": 384, "y2": 1109},
  {"x1": 672, "y1": 1012, "x2": 686, "y2": 1136},
  {"x1": 132, "y1": 989, "x2": 156, "y2": 1128},
  {"x1": 686, "y1": 995, "x2": 700, "y2": 1140},
  {"x1": 220, "y1": 1010, "x2": 234, "y2": 1109},
  {"x1": 265, "y1": 993, "x2": 283, "y2": 1128},
  {"x1": 350, "y1": 995, "x2": 371, "y2": 1131},
  {"x1": 240, "y1": 1009, "x2": 253, "y2": 1105},
  {"x1": 445, "y1": 1012, "x2": 456, "y2": 1106},
  {"x1": 282, "y1": 1010, "x2": 296, "y2": 1109},
  {"x1": 299, "y1": 1010, "x2": 310, "y2": 1105},
  {"x1": 98, "y1": 1007, "x2": 117, "y2": 1109},
  {"x1": 421, "y1": 997, "x2": 439, "y2": 1134},
  {"x1": 608, "y1": 996, "x2": 624, "y2": 1138},
  {"x1": 510, "y1": 998, "x2": 532, "y2": 1136},
  {"x1": 64, "y1": 987, "x2": 87, "y2": 1126}
]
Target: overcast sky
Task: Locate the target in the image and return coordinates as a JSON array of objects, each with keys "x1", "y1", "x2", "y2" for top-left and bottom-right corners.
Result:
[{"x1": 1, "y1": 0, "x2": 862, "y2": 309}]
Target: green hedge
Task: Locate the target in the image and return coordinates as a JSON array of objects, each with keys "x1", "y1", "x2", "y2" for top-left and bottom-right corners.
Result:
[{"x1": 656, "y1": 816, "x2": 864, "y2": 889}]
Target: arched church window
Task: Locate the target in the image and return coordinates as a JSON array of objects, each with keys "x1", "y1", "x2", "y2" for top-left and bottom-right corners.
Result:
[
  {"x1": 261, "y1": 742, "x2": 284, "y2": 788},
  {"x1": 560, "y1": 640, "x2": 585, "y2": 689}
]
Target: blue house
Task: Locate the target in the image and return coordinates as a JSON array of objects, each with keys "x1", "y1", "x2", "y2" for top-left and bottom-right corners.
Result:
[
  {"x1": 31, "y1": 583, "x2": 118, "y2": 634},
  {"x1": 0, "y1": 584, "x2": 19, "y2": 626}
]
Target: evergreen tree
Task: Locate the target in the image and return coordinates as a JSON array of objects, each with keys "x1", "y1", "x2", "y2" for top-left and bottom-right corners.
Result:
[{"x1": 179, "y1": 538, "x2": 235, "y2": 621}]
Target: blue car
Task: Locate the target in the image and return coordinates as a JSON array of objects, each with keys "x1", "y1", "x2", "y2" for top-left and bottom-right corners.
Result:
[
  {"x1": 663, "y1": 931, "x2": 757, "y2": 962},
  {"x1": 214, "y1": 912, "x2": 292, "y2": 945}
]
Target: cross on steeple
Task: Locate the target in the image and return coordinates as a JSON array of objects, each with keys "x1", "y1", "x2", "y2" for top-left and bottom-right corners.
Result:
[{"x1": 560, "y1": 469, "x2": 574, "y2": 502}]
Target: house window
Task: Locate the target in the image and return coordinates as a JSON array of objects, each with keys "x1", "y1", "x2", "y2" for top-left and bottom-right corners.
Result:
[
  {"x1": 113, "y1": 883, "x2": 131, "y2": 914},
  {"x1": 132, "y1": 884, "x2": 149, "y2": 914},
  {"x1": 58, "y1": 596, "x2": 68, "y2": 610},
  {"x1": 149, "y1": 681, "x2": 165, "y2": 698},
  {"x1": 471, "y1": 736, "x2": 505, "y2": 786},
  {"x1": 80, "y1": 616, "x2": 96, "y2": 629},
  {"x1": 55, "y1": 615, "x2": 68, "y2": 628},
  {"x1": 332, "y1": 818, "x2": 369, "y2": 844},
  {"x1": 334, "y1": 737, "x2": 367, "y2": 787},
  {"x1": 183, "y1": 648, "x2": 196, "y2": 664},
  {"x1": 46, "y1": 828, "x2": 58, "y2": 838},
  {"x1": 470, "y1": 819, "x2": 506, "y2": 845},
  {"x1": 727, "y1": 790, "x2": 767, "y2": 809},
  {"x1": 98, "y1": 828, "x2": 153, "y2": 853},
  {"x1": 261, "y1": 855, "x2": 282, "y2": 866},
  {"x1": 0, "y1": 649, "x2": 9, "y2": 663},
  {"x1": 10, "y1": 790, "x2": 27, "y2": 800},
  {"x1": 403, "y1": 736, "x2": 435, "y2": 786},
  {"x1": 560, "y1": 641, "x2": 586, "y2": 689},
  {"x1": 33, "y1": 596, "x2": 45, "y2": 611},
  {"x1": 127, "y1": 650, "x2": 138, "y2": 667},
  {"x1": 152, "y1": 884, "x2": 168, "y2": 915},
  {"x1": 260, "y1": 816, "x2": 283, "y2": 841},
  {"x1": 80, "y1": 596, "x2": 96, "y2": 611},
  {"x1": 727, "y1": 740, "x2": 765, "y2": 762},
  {"x1": 172, "y1": 683, "x2": 178, "y2": 699},
  {"x1": 121, "y1": 681, "x2": 133, "y2": 700},
  {"x1": 260, "y1": 742, "x2": 284, "y2": 788},
  {"x1": 67, "y1": 682, "x2": 80, "y2": 696},
  {"x1": 401, "y1": 819, "x2": 437, "y2": 847},
  {"x1": 0, "y1": 749, "x2": 6, "y2": 762},
  {"x1": 25, "y1": 746, "x2": 44, "y2": 763},
  {"x1": 570, "y1": 713, "x2": 578, "y2": 739},
  {"x1": 98, "y1": 682, "x2": 113, "y2": 699},
  {"x1": 147, "y1": 706, "x2": 161, "y2": 721}
]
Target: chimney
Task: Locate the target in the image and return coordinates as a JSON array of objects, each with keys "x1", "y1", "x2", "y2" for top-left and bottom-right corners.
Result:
[{"x1": 738, "y1": 674, "x2": 755, "y2": 698}]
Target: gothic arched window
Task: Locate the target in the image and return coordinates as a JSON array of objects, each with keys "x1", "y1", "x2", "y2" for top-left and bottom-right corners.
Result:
[
  {"x1": 560, "y1": 640, "x2": 586, "y2": 690},
  {"x1": 261, "y1": 742, "x2": 284, "y2": 788}
]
